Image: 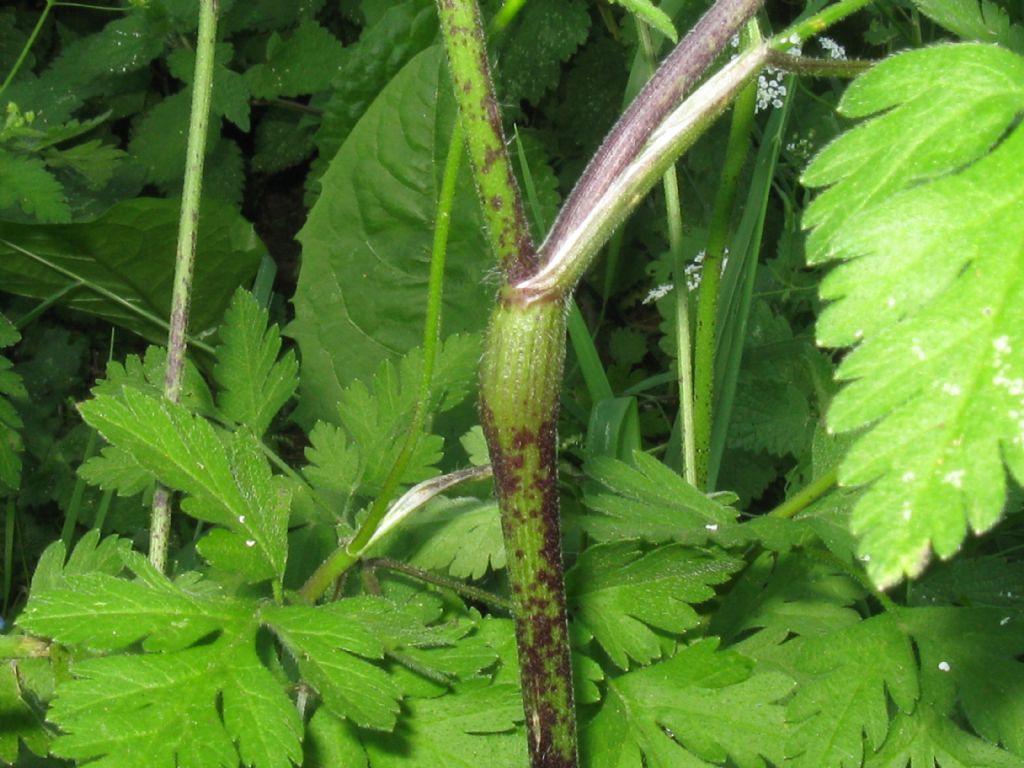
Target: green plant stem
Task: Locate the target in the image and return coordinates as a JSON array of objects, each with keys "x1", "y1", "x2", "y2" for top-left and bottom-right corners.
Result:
[
  {"x1": 0, "y1": 0, "x2": 54, "y2": 100},
  {"x1": 768, "y1": 467, "x2": 838, "y2": 520},
  {"x1": 438, "y1": 2, "x2": 581, "y2": 764},
  {"x1": 479, "y1": 296, "x2": 575, "y2": 768},
  {"x1": 436, "y1": 0, "x2": 535, "y2": 280},
  {"x1": 691, "y1": 58, "x2": 757, "y2": 490},
  {"x1": 300, "y1": 118, "x2": 465, "y2": 604},
  {"x1": 150, "y1": 0, "x2": 218, "y2": 574}
]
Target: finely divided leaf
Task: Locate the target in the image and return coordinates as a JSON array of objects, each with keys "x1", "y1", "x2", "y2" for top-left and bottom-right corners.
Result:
[
  {"x1": 79, "y1": 388, "x2": 288, "y2": 582},
  {"x1": 214, "y1": 288, "x2": 298, "y2": 436},
  {"x1": 581, "y1": 639, "x2": 793, "y2": 768},
  {"x1": 567, "y1": 543, "x2": 741, "y2": 669},
  {"x1": 802, "y1": 44, "x2": 1024, "y2": 586},
  {"x1": 583, "y1": 452, "x2": 738, "y2": 544},
  {"x1": 785, "y1": 613, "x2": 919, "y2": 768},
  {"x1": 49, "y1": 640, "x2": 301, "y2": 768}
]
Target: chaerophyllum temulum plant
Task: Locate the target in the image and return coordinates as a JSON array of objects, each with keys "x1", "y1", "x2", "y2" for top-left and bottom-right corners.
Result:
[{"x1": 1, "y1": 0, "x2": 1024, "y2": 766}]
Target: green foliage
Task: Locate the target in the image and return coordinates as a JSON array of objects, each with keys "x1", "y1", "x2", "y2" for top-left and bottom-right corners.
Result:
[
  {"x1": 2, "y1": 3, "x2": 1024, "y2": 768},
  {"x1": 291, "y1": 47, "x2": 491, "y2": 426},
  {"x1": 803, "y1": 43, "x2": 1024, "y2": 587}
]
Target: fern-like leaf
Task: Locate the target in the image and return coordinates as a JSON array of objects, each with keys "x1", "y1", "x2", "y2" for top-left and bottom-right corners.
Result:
[{"x1": 802, "y1": 44, "x2": 1024, "y2": 586}]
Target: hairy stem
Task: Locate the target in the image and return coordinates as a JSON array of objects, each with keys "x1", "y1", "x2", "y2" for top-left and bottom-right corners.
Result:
[
  {"x1": 437, "y1": 3, "x2": 578, "y2": 765},
  {"x1": 436, "y1": 0, "x2": 535, "y2": 281},
  {"x1": 480, "y1": 296, "x2": 575, "y2": 767},
  {"x1": 150, "y1": 0, "x2": 218, "y2": 574}
]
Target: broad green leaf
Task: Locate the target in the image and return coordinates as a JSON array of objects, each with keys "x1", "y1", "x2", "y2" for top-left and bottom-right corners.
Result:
[
  {"x1": 362, "y1": 682, "x2": 527, "y2": 768},
  {"x1": 581, "y1": 639, "x2": 793, "y2": 768},
  {"x1": 79, "y1": 388, "x2": 288, "y2": 583},
  {"x1": 567, "y1": 543, "x2": 741, "y2": 669},
  {"x1": 785, "y1": 613, "x2": 919, "y2": 768},
  {"x1": 0, "y1": 198, "x2": 263, "y2": 344},
  {"x1": 0, "y1": 147, "x2": 69, "y2": 222},
  {"x1": 911, "y1": 0, "x2": 1024, "y2": 50},
  {"x1": 263, "y1": 600, "x2": 402, "y2": 730},
  {"x1": 291, "y1": 46, "x2": 491, "y2": 426},
  {"x1": 802, "y1": 44, "x2": 1024, "y2": 586},
  {"x1": 582, "y1": 451, "x2": 738, "y2": 545},
  {"x1": 214, "y1": 288, "x2": 298, "y2": 436},
  {"x1": 610, "y1": 0, "x2": 678, "y2": 43}
]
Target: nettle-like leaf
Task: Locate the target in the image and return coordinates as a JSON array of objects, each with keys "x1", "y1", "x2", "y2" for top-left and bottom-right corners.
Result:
[
  {"x1": 79, "y1": 387, "x2": 289, "y2": 583},
  {"x1": 582, "y1": 452, "x2": 739, "y2": 545},
  {"x1": 802, "y1": 43, "x2": 1024, "y2": 587},
  {"x1": 214, "y1": 288, "x2": 298, "y2": 436},
  {"x1": 785, "y1": 613, "x2": 919, "y2": 768},
  {"x1": 581, "y1": 638, "x2": 794, "y2": 768},
  {"x1": 493, "y1": 0, "x2": 591, "y2": 105},
  {"x1": 567, "y1": 543, "x2": 741, "y2": 669}
]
